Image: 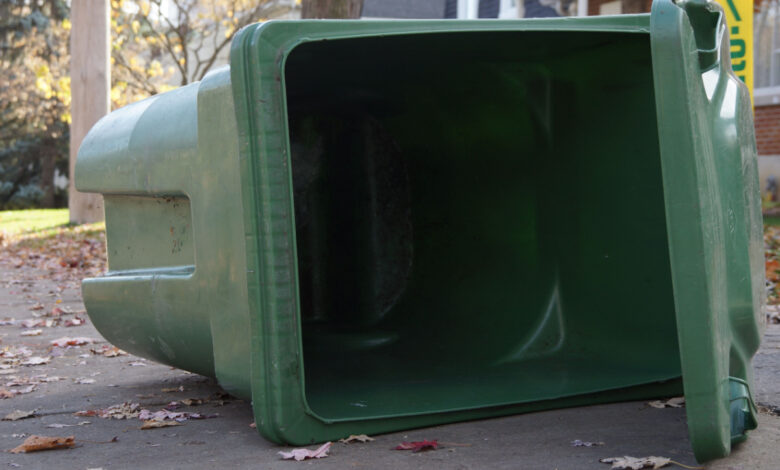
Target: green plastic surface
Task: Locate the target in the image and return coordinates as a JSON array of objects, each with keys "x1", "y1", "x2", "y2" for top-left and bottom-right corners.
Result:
[{"x1": 75, "y1": 0, "x2": 763, "y2": 462}]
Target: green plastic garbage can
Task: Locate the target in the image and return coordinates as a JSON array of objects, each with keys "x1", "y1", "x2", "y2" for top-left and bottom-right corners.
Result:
[{"x1": 75, "y1": 0, "x2": 764, "y2": 461}]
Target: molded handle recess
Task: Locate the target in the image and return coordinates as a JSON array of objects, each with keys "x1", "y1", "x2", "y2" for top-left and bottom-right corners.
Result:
[{"x1": 677, "y1": 0, "x2": 725, "y2": 71}]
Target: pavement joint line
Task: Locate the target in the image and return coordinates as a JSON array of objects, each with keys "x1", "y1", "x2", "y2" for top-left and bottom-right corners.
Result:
[{"x1": 6, "y1": 400, "x2": 230, "y2": 418}]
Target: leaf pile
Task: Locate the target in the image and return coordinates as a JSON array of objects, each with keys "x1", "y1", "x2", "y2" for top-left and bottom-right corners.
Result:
[
  {"x1": 765, "y1": 225, "x2": 780, "y2": 306},
  {"x1": 0, "y1": 222, "x2": 106, "y2": 283}
]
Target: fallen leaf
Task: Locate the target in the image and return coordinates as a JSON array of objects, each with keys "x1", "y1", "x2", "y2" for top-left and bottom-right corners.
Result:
[
  {"x1": 572, "y1": 439, "x2": 604, "y2": 447},
  {"x1": 18, "y1": 384, "x2": 36, "y2": 393},
  {"x1": 74, "y1": 378, "x2": 96, "y2": 385},
  {"x1": 141, "y1": 419, "x2": 182, "y2": 430},
  {"x1": 0, "y1": 318, "x2": 15, "y2": 325},
  {"x1": 180, "y1": 398, "x2": 204, "y2": 406},
  {"x1": 767, "y1": 259, "x2": 780, "y2": 282},
  {"x1": 137, "y1": 408, "x2": 216, "y2": 422},
  {"x1": 75, "y1": 402, "x2": 140, "y2": 420},
  {"x1": 394, "y1": 440, "x2": 439, "y2": 452},
  {"x1": 64, "y1": 316, "x2": 85, "y2": 327},
  {"x1": 20, "y1": 329, "x2": 42, "y2": 337},
  {"x1": 51, "y1": 337, "x2": 97, "y2": 348},
  {"x1": 46, "y1": 422, "x2": 91, "y2": 428},
  {"x1": 600, "y1": 456, "x2": 672, "y2": 469},
  {"x1": 249, "y1": 422, "x2": 256, "y2": 428},
  {"x1": 3, "y1": 410, "x2": 36, "y2": 421},
  {"x1": 9, "y1": 435, "x2": 75, "y2": 453},
  {"x1": 278, "y1": 442, "x2": 332, "y2": 461},
  {"x1": 28, "y1": 303, "x2": 44, "y2": 311},
  {"x1": 648, "y1": 397, "x2": 685, "y2": 409},
  {"x1": 128, "y1": 361, "x2": 146, "y2": 366},
  {"x1": 21, "y1": 356, "x2": 51, "y2": 366},
  {"x1": 90, "y1": 345, "x2": 126, "y2": 357},
  {"x1": 339, "y1": 434, "x2": 375, "y2": 444},
  {"x1": 161, "y1": 386, "x2": 185, "y2": 393}
]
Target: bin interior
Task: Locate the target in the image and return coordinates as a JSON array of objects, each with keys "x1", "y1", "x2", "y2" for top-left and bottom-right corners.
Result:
[{"x1": 284, "y1": 31, "x2": 682, "y2": 421}]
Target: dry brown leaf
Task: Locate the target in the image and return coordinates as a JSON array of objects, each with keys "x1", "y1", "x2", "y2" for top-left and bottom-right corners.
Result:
[
  {"x1": 3, "y1": 409, "x2": 36, "y2": 421},
  {"x1": 46, "y1": 422, "x2": 90, "y2": 428},
  {"x1": 20, "y1": 319, "x2": 46, "y2": 328},
  {"x1": 75, "y1": 402, "x2": 140, "y2": 420},
  {"x1": 161, "y1": 386, "x2": 185, "y2": 393},
  {"x1": 20, "y1": 329, "x2": 42, "y2": 337},
  {"x1": 64, "y1": 316, "x2": 85, "y2": 327},
  {"x1": 9, "y1": 435, "x2": 75, "y2": 453},
  {"x1": 51, "y1": 337, "x2": 97, "y2": 348},
  {"x1": 571, "y1": 439, "x2": 604, "y2": 447},
  {"x1": 141, "y1": 419, "x2": 182, "y2": 430},
  {"x1": 648, "y1": 397, "x2": 685, "y2": 409},
  {"x1": 278, "y1": 442, "x2": 331, "y2": 461},
  {"x1": 89, "y1": 345, "x2": 126, "y2": 357},
  {"x1": 20, "y1": 356, "x2": 50, "y2": 366},
  {"x1": 600, "y1": 456, "x2": 672, "y2": 469},
  {"x1": 339, "y1": 434, "x2": 375, "y2": 444},
  {"x1": 180, "y1": 398, "x2": 203, "y2": 406}
]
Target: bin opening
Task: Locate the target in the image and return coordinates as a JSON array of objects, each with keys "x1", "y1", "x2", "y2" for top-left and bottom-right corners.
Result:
[{"x1": 284, "y1": 31, "x2": 682, "y2": 421}]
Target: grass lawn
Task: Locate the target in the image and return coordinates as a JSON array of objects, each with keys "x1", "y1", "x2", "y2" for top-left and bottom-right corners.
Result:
[
  {"x1": 0, "y1": 208, "x2": 104, "y2": 250},
  {"x1": 764, "y1": 216, "x2": 780, "y2": 227},
  {"x1": 0, "y1": 208, "x2": 70, "y2": 237}
]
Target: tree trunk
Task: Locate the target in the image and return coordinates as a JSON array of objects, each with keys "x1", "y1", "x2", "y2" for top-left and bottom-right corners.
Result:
[
  {"x1": 301, "y1": 0, "x2": 364, "y2": 18},
  {"x1": 40, "y1": 145, "x2": 55, "y2": 208},
  {"x1": 69, "y1": 0, "x2": 109, "y2": 223}
]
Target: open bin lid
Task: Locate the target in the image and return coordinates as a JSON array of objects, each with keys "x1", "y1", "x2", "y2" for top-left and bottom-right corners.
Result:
[{"x1": 650, "y1": 0, "x2": 763, "y2": 461}]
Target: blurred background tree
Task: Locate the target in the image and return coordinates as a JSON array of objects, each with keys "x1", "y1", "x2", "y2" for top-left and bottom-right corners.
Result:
[
  {"x1": 1, "y1": 0, "x2": 298, "y2": 210},
  {"x1": 109, "y1": 0, "x2": 297, "y2": 108},
  {"x1": 0, "y1": 0, "x2": 71, "y2": 209}
]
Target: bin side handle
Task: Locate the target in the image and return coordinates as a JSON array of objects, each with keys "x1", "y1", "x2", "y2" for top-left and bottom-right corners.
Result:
[{"x1": 677, "y1": 0, "x2": 725, "y2": 71}]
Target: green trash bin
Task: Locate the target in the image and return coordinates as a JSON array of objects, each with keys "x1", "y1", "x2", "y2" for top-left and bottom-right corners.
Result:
[{"x1": 75, "y1": 0, "x2": 764, "y2": 461}]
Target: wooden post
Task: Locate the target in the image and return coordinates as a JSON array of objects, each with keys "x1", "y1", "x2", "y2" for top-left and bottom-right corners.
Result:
[
  {"x1": 69, "y1": 0, "x2": 109, "y2": 223},
  {"x1": 301, "y1": 0, "x2": 363, "y2": 18}
]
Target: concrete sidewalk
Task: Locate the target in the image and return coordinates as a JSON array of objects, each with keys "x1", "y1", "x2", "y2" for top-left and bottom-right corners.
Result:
[{"x1": 1, "y1": 264, "x2": 779, "y2": 469}]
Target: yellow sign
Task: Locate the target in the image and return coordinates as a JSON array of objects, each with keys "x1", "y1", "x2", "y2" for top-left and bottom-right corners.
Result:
[{"x1": 715, "y1": 0, "x2": 753, "y2": 97}]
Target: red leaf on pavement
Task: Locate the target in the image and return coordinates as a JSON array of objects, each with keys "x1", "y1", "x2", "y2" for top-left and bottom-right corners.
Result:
[{"x1": 394, "y1": 440, "x2": 439, "y2": 452}]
